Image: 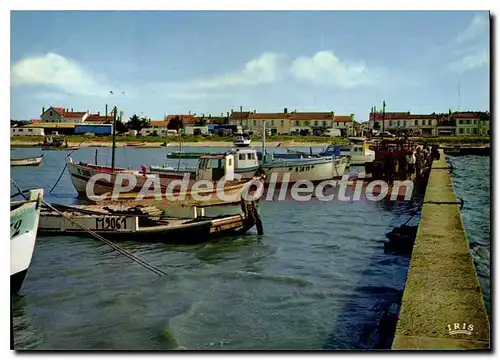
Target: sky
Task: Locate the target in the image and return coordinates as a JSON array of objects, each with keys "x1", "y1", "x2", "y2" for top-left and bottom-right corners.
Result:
[{"x1": 10, "y1": 10, "x2": 490, "y2": 122}]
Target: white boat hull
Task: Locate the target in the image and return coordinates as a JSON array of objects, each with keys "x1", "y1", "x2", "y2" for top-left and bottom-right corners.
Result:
[
  {"x1": 261, "y1": 157, "x2": 347, "y2": 183},
  {"x1": 11, "y1": 189, "x2": 43, "y2": 295},
  {"x1": 11, "y1": 155, "x2": 43, "y2": 167}
]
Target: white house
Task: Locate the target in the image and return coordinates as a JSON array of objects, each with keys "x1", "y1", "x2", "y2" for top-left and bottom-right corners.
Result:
[
  {"x1": 11, "y1": 127, "x2": 45, "y2": 136},
  {"x1": 183, "y1": 126, "x2": 209, "y2": 136},
  {"x1": 40, "y1": 107, "x2": 89, "y2": 123}
]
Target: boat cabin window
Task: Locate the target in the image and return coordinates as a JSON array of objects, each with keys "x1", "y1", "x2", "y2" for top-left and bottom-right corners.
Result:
[
  {"x1": 247, "y1": 153, "x2": 256, "y2": 160},
  {"x1": 239, "y1": 153, "x2": 246, "y2": 160}
]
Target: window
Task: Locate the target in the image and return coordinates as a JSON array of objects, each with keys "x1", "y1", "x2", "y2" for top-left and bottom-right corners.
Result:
[
  {"x1": 336, "y1": 122, "x2": 339, "y2": 127},
  {"x1": 323, "y1": 121, "x2": 327, "y2": 126},
  {"x1": 50, "y1": 111, "x2": 53, "y2": 117},
  {"x1": 228, "y1": 159, "x2": 232, "y2": 166},
  {"x1": 239, "y1": 154, "x2": 245, "y2": 160},
  {"x1": 253, "y1": 120, "x2": 257, "y2": 126},
  {"x1": 459, "y1": 128, "x2": 464, "y2": 134},
  {"x1": 414, "y1": 120, "x2": 418, "y2": 126},
  {"x1": 397, "y1": 120, "x2": 400, "y2": 127},
  {"x1": 314, "y1": 121, "x2": 318, "y2": 126},
  {"x1": 466, "y1": 120, "x2": 471, "y2": 125},
  {"x1": 389, "y1": 120, "x2": 394, "y2": 127},
  {"x1": 304, "y1": 121, "x2": 309, "y2": 126},
  {"x1": 271, "y1": 120, "x2": 275, "y2": 126},
  {"x1": 28, "y1": 129, "x2": 33, "y2": 132},
  {"x1": 473, "y1": 128, "x2": 478, "y2": 134},
  {"x1": 281, "y1": 120, "x2": 284, "y2": 127}
]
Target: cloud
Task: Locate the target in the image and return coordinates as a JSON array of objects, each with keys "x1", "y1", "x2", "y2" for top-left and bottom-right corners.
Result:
[
  {"x1": 178, "y1": 52, "x2": 282, "y2": 89},
  {"x1": 456, "y1": 14, "x2": 489, "y2": 43},
  {"x1": 449, "y1": 49, "x2": 489, "y2": 72},
  {"x1": 10, "y1": 53, "x2": 118, "y2": 97},
  {"x1": 289, "y1": 51, "x2": 371, "y2": 88},
  {"x1": 449, "y1": 13, "x2": 489, "y2": 73}
]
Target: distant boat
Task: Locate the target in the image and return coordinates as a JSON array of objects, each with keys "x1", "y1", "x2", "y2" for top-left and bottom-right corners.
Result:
[
  {"x1": 11, "y1": 154, "x2": 43, "y2": 167},
  {"x1": 233, "y1": 134, "x2": 251, "y2": 147},
  {"x1": 11, "y1": 188, "x2": 44, "y2": 295},
  {"x1": 166, "y1": 151, "x2": 206, "y2": 159}
]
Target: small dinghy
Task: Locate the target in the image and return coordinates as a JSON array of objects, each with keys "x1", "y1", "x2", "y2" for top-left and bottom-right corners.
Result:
[
  {"x1": 384, "y1": 225, "x2": 418, "y2": 255},
  {"x1": 38, "y1": 199, "x2": 263, "y2": 243},
  {"x1": 11, "y1": 154, "x2": 44, "y2": 167}
]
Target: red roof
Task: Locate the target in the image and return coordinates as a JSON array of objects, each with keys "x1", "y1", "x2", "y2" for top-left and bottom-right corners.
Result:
[
  {"x1": 30, "y1": 120, "x2": 41, "y2": 124},
  {"x1": 334, "y1": 115, "x2": 353, "y2": 122},
  {"x1": 64, "y1": 111, "x2": 87, "y2": 117},
  {"x1": 51, "y1": 107, "x2": 65, "y2": 115},
  {"x1": 454, "y1": 112, "x2": 481, "y2": 119},
  {"x1": 229, "y1": 112, "x2": 251, "y2": 121},
  {"x1": 290, "y1": 112, "x2": 334, "y2": 121},
  {"x1": 370, "y1": 112, "x2": 411, "y2": 120},
  {"x1": 248, "y1": 113, "x2": 292, "y2": 119},
  {"x1": 151, "y1": 121, "x2": 170, "y2": 127},
  {"x1": 165, "y1": 115, "x2": 197, "y2": 124},
  {"x1": 85, "y1": 114, "x2": 112, "y2": 122}
]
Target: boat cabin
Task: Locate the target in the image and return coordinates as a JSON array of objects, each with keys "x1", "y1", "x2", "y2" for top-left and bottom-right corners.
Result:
[
  {"x1": 196, "y1": 153, "x2": 235, "y2": 181},
  {"x1": 230, "y1": 148, "x2": 259, "y2": 171}
]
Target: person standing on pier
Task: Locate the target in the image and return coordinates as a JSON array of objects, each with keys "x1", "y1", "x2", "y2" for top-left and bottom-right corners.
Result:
[
  {"x1": 406, "y1": 150, "x2": 416, "y2": 180},
  {"x1": 415, "y1": 148, "x2": 423, "y2": 180}
]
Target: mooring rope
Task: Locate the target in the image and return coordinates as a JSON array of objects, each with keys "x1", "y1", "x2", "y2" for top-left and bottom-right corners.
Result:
[
  {"x1": 11, "y1": 179, "x2": 168, "y2": 277},
  {"x1": 48, "y1": 137, "x2": 88, "y2": 194}
]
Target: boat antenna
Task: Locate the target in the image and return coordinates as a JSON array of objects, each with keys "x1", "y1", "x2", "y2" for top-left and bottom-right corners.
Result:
[
  {"x1": 177, "y1": 117, "x2": 182, "y2": 172},
  {"x1": 261, "y1": 120, "x2": 266, "y2": 163},
  {"x1": 382, "y1": 101, "x2": 386, "y2": 137},
  {"x1": 111, "y1": 106, "x2": 117, "y2": 172}
]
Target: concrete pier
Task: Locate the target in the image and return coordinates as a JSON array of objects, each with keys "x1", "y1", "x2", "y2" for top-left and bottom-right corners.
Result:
[{"x1": 392, "y1": 152, "x2": 490, "y2": 350}]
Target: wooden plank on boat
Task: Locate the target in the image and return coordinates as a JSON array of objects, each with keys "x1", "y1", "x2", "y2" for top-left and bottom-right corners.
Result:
[{"x1": 39, "y1": 213, "x2": 139, "y2": 233}]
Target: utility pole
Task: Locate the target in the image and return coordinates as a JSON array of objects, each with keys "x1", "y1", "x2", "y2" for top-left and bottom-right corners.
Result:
[{"x1": 105, "y1": 104, "x2": 108, "y2": 122}]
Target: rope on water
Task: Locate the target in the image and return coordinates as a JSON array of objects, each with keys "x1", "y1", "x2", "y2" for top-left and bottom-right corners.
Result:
[
  {"x1": 11, "y1": 179, "x2": 168, "y2": 278},
  {"x1": 48, "y1": 137, "x2": 88, "y2": 194}
]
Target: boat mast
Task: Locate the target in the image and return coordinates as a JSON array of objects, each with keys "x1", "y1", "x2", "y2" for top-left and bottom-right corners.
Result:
[
  {"x1": 261, "y1": 120, "x2": 266, "y2": 163},
  {"x1": 177, "y1": 117, "x2": 182, "y2": 171},
  {"x1": 111, "y1": 105, "x2": 117, "y2": 172},
  {"x1": 382, "y1": 101, "x2": 386, "y2": 136}
]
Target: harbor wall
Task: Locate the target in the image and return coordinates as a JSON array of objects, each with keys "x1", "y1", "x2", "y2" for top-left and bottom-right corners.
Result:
[{"x1": 391, "y1": 152, "x2": 490, "y2": 350}]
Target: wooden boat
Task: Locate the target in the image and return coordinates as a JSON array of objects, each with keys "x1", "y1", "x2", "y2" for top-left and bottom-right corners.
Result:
[
  {"x1": 37, "y1": 199, "x2": 260, "y2": 242},
  {"x1": 66, "y1": 152, "x2": 262, "y2": 200},
  {"x1": 39, "y1": 135, "x2": 78, "y2": 150},
  {"x1": 11, "y1": 188, "x2": 44, "y2": 295},
  {"x1": 11, "y1": 154, "x2": 43, "y2": 167}
]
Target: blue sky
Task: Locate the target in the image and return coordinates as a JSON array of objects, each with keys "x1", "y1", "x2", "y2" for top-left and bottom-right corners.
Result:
[{"x1": 10, "y1": 10, "x2": 490, "y2": 121}]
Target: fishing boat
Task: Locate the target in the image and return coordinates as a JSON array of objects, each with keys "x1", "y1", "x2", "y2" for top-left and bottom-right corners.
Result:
[
  {"x1": 11, "y1": 154, "x2": 44, "y2": 167},
  {"x1": 260, "y1": 155, "x2": 348, "y2": 183},
  {"x1": 66, "y1": 151, "x2": 263, "y2": 203},
  {"x1": 11, "y1": 188, "x2": 44, "y2": 295},
  {"x1": 39, "y1": 136, "x2": 78, "y2": 151},
  {"x1": 233, "y1": 134, "x2": 251, "y2": 147},
  {"x1": 37, "y1": 198, "x2": 261, "y2": 242},
  {"x1": 258, "y1": 122, "x2": 347, "y2": 183}
]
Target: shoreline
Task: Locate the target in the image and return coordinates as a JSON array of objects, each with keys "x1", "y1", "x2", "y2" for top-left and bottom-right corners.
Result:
[{"x1": 10, "y1": 140, "x2": 331, "y2": 148}]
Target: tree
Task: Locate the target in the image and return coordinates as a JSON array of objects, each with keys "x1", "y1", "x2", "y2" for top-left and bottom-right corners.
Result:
[
  {"x1": 195, "y1": 118, "x2": 207, "y2": 126},
  {"x1": 167, "y1": 116, "x2": 184, "y2": 130},
  {"x1": 127, "y1": 114, "x2": 150, "y2": 132},
  {"x1": 115, "y1": 120, "x2": 128, "y2": 133}
]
